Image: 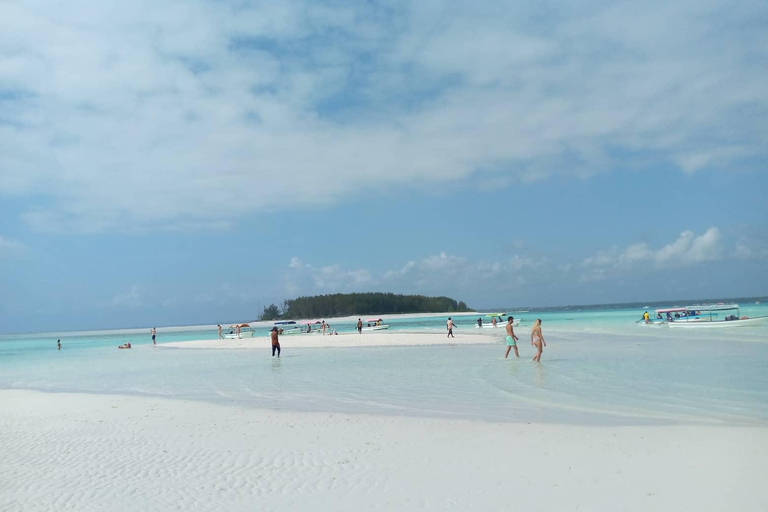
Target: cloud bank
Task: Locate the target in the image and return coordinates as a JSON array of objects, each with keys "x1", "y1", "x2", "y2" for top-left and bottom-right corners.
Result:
[{"x1": 2, "y1": 1, "x2": 766, "y2": 232}]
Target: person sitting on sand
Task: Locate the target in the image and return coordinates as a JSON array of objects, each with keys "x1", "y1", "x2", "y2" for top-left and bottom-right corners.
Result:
[
  {"x1": 504, "y1": 317, "x2": 519, "y2": 359},
  {"x1": 118, "y1": 342, "x2": 131, "y2": 349},
  {"x1": 270, "y1": 327, "x2": 281, "y2": 358},
  {"x1": 531, "y1": 319, "x2": 546, "y2": 362}
]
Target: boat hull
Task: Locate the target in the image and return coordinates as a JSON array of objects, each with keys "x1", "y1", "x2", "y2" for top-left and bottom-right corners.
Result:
[
  {"x1": 476, "y1": 320, "x2": 520, "y2": 328},
  {"x1": 668, "y1": 316, "x2": 768, "y2": 328},
  {"x1": 362, "y1": 325, "x2": 390, "y2": 331}
]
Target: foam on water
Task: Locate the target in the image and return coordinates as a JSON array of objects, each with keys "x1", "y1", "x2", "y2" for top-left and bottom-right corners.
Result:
[{"x1": 2, "y1": 302, "x2": 767, "y2": 426}]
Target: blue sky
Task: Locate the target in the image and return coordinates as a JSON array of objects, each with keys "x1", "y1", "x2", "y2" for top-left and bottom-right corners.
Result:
[{"x1": 1, "y1": 0, "x2": 767, "y2": 332}]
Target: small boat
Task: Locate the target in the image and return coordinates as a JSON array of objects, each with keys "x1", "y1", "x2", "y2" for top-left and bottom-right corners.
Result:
[
  {"x1": 225, "y1": 323, "x2": 255, "y2": 339},
  {"x1": 668, "y1": 304, "x2": 768, "y2": 329},
  {"x1": 273, "y1": 321, "x2": 302, "y2": 335},
  {"x1": 476, "y1": 314, "x2": 520, "y2": 328},
  {"x1": 362, "y1": 318, "x2": 390, "y2": 331}
]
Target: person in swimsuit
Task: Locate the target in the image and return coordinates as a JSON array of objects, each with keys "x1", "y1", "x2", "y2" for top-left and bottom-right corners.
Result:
[
  {"x1": 217, "y1": 324, "x2": 223, "y2": 339},
  {"x1": 477, "y1": 317, "x2": 483, "y2": 328},
  {"x1": 492, "y1": 316, "x2": 497, "y2": 327},
  {"x1": 357, "y1": 318, "x2": 363, "y2": 334},
  {"x1": 446, "y1": 317, "x2": 456, "y2": 338},
  {"x1": 270, "y1": 327, "x2": 281, "y2": 357},
  {"x1": 504, "y1": 316, "x2": 519, "y2": 358},
  {"x1": 57, "y1": 339, "x2": 61, "y2": 350},
  {"x1": 151, "y1": 327, "x2": 156, "y2": 346},
  {"x1": 531, "y1": 319, "x2": 546, "y2": 362},
  {"x1": 118, "y1": 342, "x2": 132, "y2": 349}
]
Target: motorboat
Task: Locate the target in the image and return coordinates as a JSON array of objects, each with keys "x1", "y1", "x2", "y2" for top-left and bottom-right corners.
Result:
[
  {"x1": 362, "y1": 318, "x2": 390, "y2": 331},
  {"x1": 273, "y1": 321, "x2": 302, "y2": 335},
  {"x1": 476, "y1": 314, "x2": 520, "y2": 328},
  {"x1": 668, "y1": 303, "x2": 768, "y2": 329},
  {"x1": 225, "y1": 323, "x2": 254, "y2": 339}
]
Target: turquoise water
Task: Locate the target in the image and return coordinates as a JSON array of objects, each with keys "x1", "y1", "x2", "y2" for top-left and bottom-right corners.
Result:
[{"x1": 2, "y1": 300, "x2": 767, "y2": 426}]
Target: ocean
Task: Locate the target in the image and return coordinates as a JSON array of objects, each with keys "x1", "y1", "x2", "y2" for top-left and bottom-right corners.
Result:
[{"x1": 2, "y1": 299, "x2": 767, "y2": 426}]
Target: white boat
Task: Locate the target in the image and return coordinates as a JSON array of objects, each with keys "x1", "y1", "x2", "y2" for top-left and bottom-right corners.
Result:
[
  {"x1": 225, "y1": 323, "x2": 255, "y2": 339},
  {"x1": 668, "y1": 303, "x2": 768, "y2": 329},
  {"x1": 362, "y1": 318, "x2": 390, "y2": 331},
  {"x1": 475, "y1": 314, "x2": 520, "y2": 328},
  {"x1": 273, "y1": 321, "x2": 302, "y2": 335}
]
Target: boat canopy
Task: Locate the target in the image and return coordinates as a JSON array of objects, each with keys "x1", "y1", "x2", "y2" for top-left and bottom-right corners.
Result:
[
  {"x1": 301, "y1": 321, "x2": 321, "y2": 325},
  {"x1": 485, "y1": 313, "x2": 506, "y2": 317},
  {"x1": 685, "y1": 303, "x2": 739, "y2": 312},
  {"x1": 655, "y1": 308, "x2": 687, "y2": 314},
  {"x1": 229, "y1": 323, "x2": 250, "y2": 328},
  {"x1": 274, "y1": 321, "x2": 296, "y2": 325},
  {"x1": 366, "y1": 318, "x2": 383, "y2": 322}
]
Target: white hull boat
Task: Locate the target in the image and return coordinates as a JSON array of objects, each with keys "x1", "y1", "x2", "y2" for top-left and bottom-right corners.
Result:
[
  {"x1": 668, "y1": 316, "x2": 768, "y2": 329},
  {"x1": 476, "y1": 320, "x2": 519, "y2": 328},
  {"x1": 362, "y1": 324, "x2": 390, "y2": 332}
]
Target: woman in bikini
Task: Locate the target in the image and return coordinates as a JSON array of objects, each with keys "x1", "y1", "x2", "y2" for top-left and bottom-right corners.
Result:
[{"x1": 530, "y1": 319, "x2": 546, "y2": 362}]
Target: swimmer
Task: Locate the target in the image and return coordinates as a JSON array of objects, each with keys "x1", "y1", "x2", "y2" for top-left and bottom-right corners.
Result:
[
  {"x1": 57, "y1": 339, "x2": 61, "y2": 350},
  {"x1": 118, "y1": 342, "x2": 132, "y2": 349},
  {"x1": 531, "y1": 319, "x2": 546, "y2": 362},
  {"x1": 504, "y1": 316, "x2": 519, "y2": 358}
]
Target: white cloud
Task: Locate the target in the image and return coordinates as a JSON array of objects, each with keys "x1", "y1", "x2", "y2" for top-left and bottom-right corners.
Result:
[
  {"x1": 1, "y1": 1, "x2": 766, "y2": 232},
  {"x1": 583, "y1": 228, "x2": 723, "y2": 273},
  {"x1": 0, "y1": 235, "x2": 28, "y2": 257},
  {"x1": 735, "y1": 235, "x2": 768, "y2": 260},
  {"x1": 108, "y1": 284, "x2": 144, "y2": 308}
]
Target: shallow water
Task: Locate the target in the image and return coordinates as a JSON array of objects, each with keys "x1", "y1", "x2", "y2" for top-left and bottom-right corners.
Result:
[{"x1": 2, "y1": 302, "x2": 767, "y2": 426}]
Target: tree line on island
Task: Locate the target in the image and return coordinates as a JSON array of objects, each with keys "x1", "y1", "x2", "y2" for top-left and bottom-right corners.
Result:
[{"x1": 259, "y1": 292, "x2": 472, "y2": 321}]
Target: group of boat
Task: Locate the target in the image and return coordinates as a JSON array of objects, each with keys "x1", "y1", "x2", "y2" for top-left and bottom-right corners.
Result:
[
  {"x1": 638, "y1": 303, "x2": 768, "y2": 328},
  {"x1": 272, "y1": 318, "x2": 390, "y2": 335}
]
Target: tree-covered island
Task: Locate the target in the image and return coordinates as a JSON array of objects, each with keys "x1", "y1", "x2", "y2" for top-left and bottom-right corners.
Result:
[{"x1": 259, "y1": 292, "x2": 472, "y2": 321}]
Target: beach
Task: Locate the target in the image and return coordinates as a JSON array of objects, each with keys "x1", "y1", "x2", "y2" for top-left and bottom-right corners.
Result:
[
  {"x1": 2, "y1": 309, "x2": 768, "y2": 511},
  {"x1": 3, "y1": 389, "x2": 767, "y2": 512}
]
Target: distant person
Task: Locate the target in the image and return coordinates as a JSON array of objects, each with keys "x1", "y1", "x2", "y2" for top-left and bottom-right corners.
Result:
[
  {"x1": 218, "y1": 324, "x2": 223, "y2": 339},
  {"x1": 531, "y1": 319, "x2": 546, "y2": 362},
  {"x1": 322, "y1": 320, "x2": 326, "y2": 335},
  {"x1": 151, "y1": 327, "x2": 156, "y2": 346},
  {"x1": 477, "y1": 317, "x2": 483, "y2": 328},
  {"x1": 118, "y1": 342, "x2": 132, "y2": 349},
  {"x1": 307, "y1": 324, "x2": 312, "y2": 333},
  {"x1": 270, "y1": 327, "x2": 281, "y2": 357},
  {"x1": 57, "y1": 339, "x2": 61, "y2": 350},
  {"x1": 505, "y1": 316, "x2": 519, "y2": 359},
  {"x1": 492, "y1": 317, "x2": 497, "y2": 327},
  {"x1": 643, "y1": 311, "x2": 650, "y2": 324},
  {"x1": 446, "y1": 317, "x2": 456, "y2": 338},
  {"x1": 236, "y1": 324, "x2": 241, "y2": 338},
  {"x1": 357, "y1": 318, "x2": 363, "y2": 334}
]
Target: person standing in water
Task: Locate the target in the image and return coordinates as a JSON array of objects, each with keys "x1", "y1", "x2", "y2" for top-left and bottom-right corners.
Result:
[
  {"x1": 357, "y1": 318, "x2": 363, "y2": 334},
  {"x1": 217, "y1": 324, "x2": 223, "y2": 339},
  {"x1": 531, "y1": 319, "x2": 546, "y2": 362},
  {"x1": 270, "y1": 327, "x2": 281, "y2": 357},
  {"x1": 151, "y1": 327, "x2": 156, "y2": 346},
  {"x1": 504, "y1": 316, "x2": 519, "y2": 358},
  {"x1": 57, "y1": 339, "x2": 61, "y2": 350},
  {"x1": 446, "y1": 317, "x2": 456, "y2": 338}
]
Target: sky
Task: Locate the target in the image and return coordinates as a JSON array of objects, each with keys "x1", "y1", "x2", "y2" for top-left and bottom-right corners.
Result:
[{"x1": 1, "y1": 0, "x2": 767, "y2": 333}]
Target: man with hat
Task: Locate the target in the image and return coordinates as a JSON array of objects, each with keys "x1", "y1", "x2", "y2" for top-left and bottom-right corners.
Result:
[{"x1": 270, "y1": 327, "x2": 281, "y2": 357}]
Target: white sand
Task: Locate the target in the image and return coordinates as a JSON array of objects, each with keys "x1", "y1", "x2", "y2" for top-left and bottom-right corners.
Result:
[
  {"x1": 2, "y1": 390, "x2": 766, "y2": 511},
  {"x1": 162, "y1": 331, "x2": 498, "y2": 349}
]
